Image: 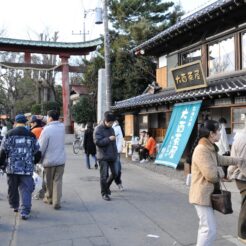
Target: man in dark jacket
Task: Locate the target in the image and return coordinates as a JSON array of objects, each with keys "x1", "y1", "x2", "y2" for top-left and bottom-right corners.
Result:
[
  {"x1": 94, "y1": 111, "x2": 117, "y2": 201},
  {"x1": 0, "y1": 114, "x2": 41, "y2": 220}
]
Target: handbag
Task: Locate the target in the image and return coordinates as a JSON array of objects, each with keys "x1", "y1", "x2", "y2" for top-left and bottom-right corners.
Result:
[{"x1": 211, "y1": 180, "x2": 233, "y2": 214}]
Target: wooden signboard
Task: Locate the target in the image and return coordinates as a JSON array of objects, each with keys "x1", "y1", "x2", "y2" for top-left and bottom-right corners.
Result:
[{"x1": 171, "y1": 61, "x2": 207, "y2": 92}]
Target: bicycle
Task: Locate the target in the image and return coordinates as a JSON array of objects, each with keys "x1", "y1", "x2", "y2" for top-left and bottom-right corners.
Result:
[{"x1": 73, "y1": 134, "x2": 84, "y2": 154}]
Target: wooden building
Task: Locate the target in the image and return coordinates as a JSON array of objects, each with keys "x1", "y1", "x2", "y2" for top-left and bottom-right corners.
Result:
[{"x1": 112, "y1": 0, "x2": 246, "y2": 147}]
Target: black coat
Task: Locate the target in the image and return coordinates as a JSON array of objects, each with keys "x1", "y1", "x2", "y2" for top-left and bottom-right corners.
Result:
[
  {"x1": 83, "y1": 128, "x2": 96, "y2": 155},
  {"x1": 93, "y1": 122, "x2": 117, "y2": 161}
]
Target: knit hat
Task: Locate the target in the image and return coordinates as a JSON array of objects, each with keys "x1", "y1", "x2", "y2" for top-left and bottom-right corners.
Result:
[
  {"x1": 104, "y1": 111, "x2": 116, "y2": 122},
  {"x1": 15, "y1": 114, "x2": 27, "y2": 123}
]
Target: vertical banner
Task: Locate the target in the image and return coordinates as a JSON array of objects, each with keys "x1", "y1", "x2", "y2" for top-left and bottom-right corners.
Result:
[{"x1": 155, "y1": 101, "x2": 202, "y2": 168}]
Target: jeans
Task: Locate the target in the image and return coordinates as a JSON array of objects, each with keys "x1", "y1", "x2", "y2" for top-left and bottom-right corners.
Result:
[
  {"x1": 194, "y1": 205, "x2": 216, "y2": 246},
  {"x1": 85, "y1": 154, "x2": 97, "y2": 169},
  {"x1": 113, "y1": 154, "x2": 122, "y2": 185},
  {"x1": 236, "y1": 179, "x2": 246, "y2": 239},
  {"x1": 7, "y1": 174, "x2": 34, "y2": 215},
  {"x1": 99, "y1": 160, "x2": 116, "y2": 196}
]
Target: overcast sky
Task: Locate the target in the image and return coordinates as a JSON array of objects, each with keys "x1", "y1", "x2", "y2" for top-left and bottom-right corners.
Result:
[{"x1": 0, "y1": 0, "x2": 216, "y2": 42}]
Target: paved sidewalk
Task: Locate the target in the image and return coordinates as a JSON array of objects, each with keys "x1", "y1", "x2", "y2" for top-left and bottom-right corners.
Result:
[
  {"x1": 127, "y1": 155, "x2": 243, "y2": 214},
  {"x1": 0, "y1": 146, "x2": 245, "y2": 246}
]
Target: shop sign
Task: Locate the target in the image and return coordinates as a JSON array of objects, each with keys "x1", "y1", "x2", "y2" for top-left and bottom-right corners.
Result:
[
  {"x1": 171, "y1": 61, "x2": 207, "y2": 92},
  {"x1": 155, "y1": 101, "x2": 202, "y2": 168}
]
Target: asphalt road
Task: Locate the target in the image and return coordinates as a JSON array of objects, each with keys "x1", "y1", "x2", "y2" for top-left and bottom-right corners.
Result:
[{"x1": 0, "y1": 145, "x2": 245, "y2": 246}]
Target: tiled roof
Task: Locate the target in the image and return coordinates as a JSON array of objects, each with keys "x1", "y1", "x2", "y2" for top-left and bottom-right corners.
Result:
[
  {"x1": 0, "y1": 37, "x2": 102, "y2": 49},
  {"x1": 111, "y1": 73, "x2": 246, "y2": 110},
  {"x1": 132, "y1": 0, "x2": 246, "y2": 54},
  {"x1": 0, "y1": 37, "x2": 102, "y2": 56}
]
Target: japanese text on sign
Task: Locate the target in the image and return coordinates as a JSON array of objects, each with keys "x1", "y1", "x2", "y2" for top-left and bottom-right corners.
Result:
[{"x1": 171, "y1": 61, "x2": 206, "y2": 92}]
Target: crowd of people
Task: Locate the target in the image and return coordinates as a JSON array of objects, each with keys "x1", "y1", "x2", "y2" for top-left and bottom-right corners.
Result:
[
  {"x1": 0, "y1": 110, "x2": 66, "y2": 219},
  {"x1": 1, "y1": 110, "x2": 246, "y2": 245}
]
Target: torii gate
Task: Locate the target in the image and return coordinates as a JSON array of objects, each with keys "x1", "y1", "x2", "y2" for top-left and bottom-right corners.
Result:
[{"x1": 0, "y1": 37, "x2": 102, "y2": 133}]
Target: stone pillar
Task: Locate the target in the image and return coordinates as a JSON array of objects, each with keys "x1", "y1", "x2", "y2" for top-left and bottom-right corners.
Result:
[{"x1": 60, "y1": 55, "x2": 72, "y2": 133}]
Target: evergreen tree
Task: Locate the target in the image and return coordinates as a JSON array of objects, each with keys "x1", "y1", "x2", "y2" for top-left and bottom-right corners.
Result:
[
  {"x1": 82, "y1": 0, "x2": 183, "y2": 104},
  {"x1": 108, "y1": 0, "x2": 183, "y2": 101},
  {"x1": 71, "y1": 97, "x2": 96, "y2": 124}
]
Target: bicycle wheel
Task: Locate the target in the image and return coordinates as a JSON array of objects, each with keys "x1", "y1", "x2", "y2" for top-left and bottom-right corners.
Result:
[{"x1": 73, "y1": 140, "x2": 81, "y2": 154}]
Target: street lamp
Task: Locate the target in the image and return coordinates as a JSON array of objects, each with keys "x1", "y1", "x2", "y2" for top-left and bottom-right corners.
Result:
[
  {"x1": 102, "y1": 0, "x2": 111, "y2": 111},
  {"x1": 80, "y1": 1, "x2": 110, "y2": 119},
  {"x1": 94, "y1": 1, "x2": 111, "y2": 111}
]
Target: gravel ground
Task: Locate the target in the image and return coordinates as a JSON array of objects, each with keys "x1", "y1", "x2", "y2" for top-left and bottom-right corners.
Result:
[{"x1": 121, "y1": 154, "x2": 186, "y2": 182}]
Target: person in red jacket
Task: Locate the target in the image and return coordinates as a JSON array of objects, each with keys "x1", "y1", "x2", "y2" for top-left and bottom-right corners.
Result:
[
  {"x1": 30, "y1": 115, "x2": 43, "y2": 139},
  {"x1": 139, "y1": 132, "x2": 156, "y2": 163}
]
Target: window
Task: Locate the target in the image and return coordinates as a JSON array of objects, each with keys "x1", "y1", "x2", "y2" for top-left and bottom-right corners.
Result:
[
  {"x1": 231, "y1": 107, "x2": 246, "y2": 133},
  {"x1": 181, "y1": 49, "x2": 201, "y2": 65},
  {"x1": 208, "y1": 36, "x2": 235, "y2": 76},
  {"x1": 139, "y1": 115, "x2": 148, "y2": 131},
  {"x1": 242, "y1": 32, "x2": 246, "y2": 69}
]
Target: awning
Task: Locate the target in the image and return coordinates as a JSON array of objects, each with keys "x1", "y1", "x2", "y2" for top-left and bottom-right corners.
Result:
[{"x1": 112, "y1": 73, "x2": 246, "y2": 111}]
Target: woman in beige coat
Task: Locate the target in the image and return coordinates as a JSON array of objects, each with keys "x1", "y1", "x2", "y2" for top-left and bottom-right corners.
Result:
[{"x1": 189, "y1": 120, "x2": 246, "y2": 246}]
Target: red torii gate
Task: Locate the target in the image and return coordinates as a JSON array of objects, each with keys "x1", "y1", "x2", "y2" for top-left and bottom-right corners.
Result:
[{"x1": 0, "y1": 37, "x2": 102, "y2": 133}]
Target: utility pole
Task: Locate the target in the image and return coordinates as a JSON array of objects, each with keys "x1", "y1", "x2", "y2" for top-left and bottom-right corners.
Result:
[
  {"x1": 103, "y1": 0, "x2": 111, "y2": 110},
  {"x1": 72, "y1": 10, "x2": 89, "y2": 59}
]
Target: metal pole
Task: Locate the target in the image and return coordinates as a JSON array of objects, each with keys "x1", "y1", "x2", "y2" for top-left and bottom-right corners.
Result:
[{"x1": 103, "y1": 0, "x2": 111, "y2": 110}]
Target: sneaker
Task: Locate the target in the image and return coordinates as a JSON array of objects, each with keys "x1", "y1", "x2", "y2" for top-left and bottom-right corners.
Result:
[
  {"x1": 94, "y1": 164, "x2": 98, "y2": 169},
  {"x1": 118, "y1": 184, "x2": 124, "y2": 191},
  {"x1": 21, "y1": 214, "x2": 30, "y2": 220},
  {"x1": 102, "y1": 194, "x2": 111, "y2": 201},
  {"x1": 32, "y1": 194, "x2": 40, "y2": 200},
  {"x1": 140, "y1": 159, "x2": 146, "y2": 163},
  {"x1": 13, "y1": 208, "x2": 19, "y2": 213}
]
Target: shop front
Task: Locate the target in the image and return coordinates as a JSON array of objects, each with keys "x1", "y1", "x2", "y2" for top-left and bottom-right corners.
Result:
[
  {"x1": 112, "y1": 71, "x2": 246, "y2": 164},
  {"x1": 112, "y1": 0, "x2": 246, "y2": 166}
]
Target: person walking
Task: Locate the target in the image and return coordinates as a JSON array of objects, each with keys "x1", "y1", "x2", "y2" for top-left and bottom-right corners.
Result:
[
  {"x1": 30, "y1": 115, "x2": 46, "y2": 200},
  {"x1": 94, "y1": 111, "x2": 118, "y2": 201},
  {"x1": 228, "y1": 118, "x2": 246, "y2": 243},
  {"x1": 83, "y1": 122, "x2": 98, "y2": 169},
  {"x1": 111, "y1": 120, "x2": 124, "y2": 191},
  {"x1": 38, "y1": 110, "x2": 66, "y2": 210},
  {"x1": 0, "y1": 114, "x2": 41, "y2": 220},
  {"x1": 189, "y1": 120, "x2": 246, "y2": 246}
]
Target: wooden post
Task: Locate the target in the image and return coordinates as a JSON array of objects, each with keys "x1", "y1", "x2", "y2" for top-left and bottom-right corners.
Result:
[
  {"x1": 24, "y1": 52, "x2": 31, "y2": 78},
  {"x1": 24, "y1": 52, "x2": 31, "y2": 63},
  {"x1": 60, "y1": 55, "x2": 72, "y2": 133}
]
